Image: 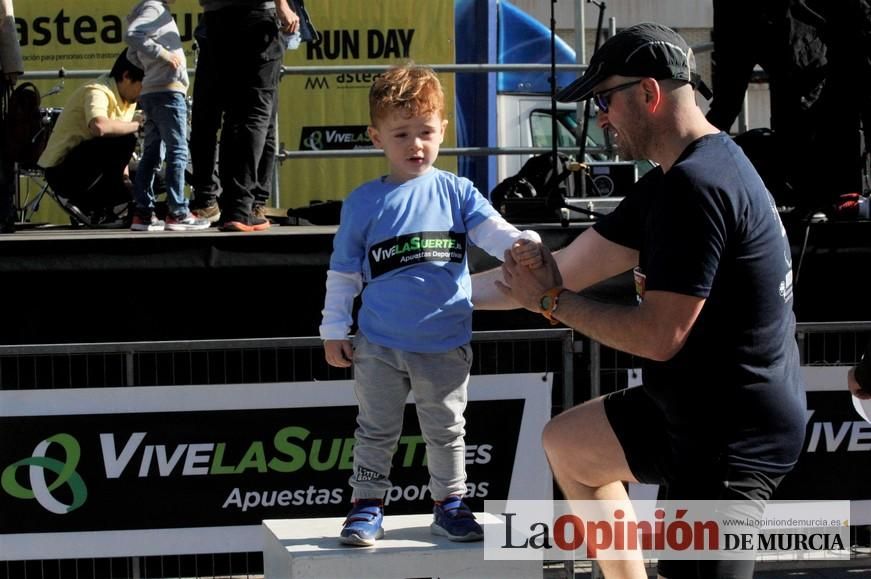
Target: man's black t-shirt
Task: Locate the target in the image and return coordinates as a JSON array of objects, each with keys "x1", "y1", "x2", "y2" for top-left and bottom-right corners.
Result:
[{"x1": 594, "y1": 132, "x2": 807, "y2": 475}]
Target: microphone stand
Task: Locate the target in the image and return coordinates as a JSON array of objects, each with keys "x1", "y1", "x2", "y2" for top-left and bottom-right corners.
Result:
[
  {"x1": 549, "y1": 0, "x2": 558, "y2": 188},
  {"x1": 547, "y1": 0, "x2": 608, "y2": 222},
  {"x1": 578, "y1": 1, "x2": 606, "y2": 167}
]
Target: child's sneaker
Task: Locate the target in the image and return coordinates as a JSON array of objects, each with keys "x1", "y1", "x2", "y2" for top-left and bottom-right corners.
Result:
[
  {"x1": 339, "y1": 499, "x2": 384, "y2": 546},
  {"x1": 165, "y1": 212, "x2": 211, "y2": 231},
  {"x1": 130, "y1": 213, "x2": 165, "y2": 232},
  {"x1": 430, "y1": 495, "x2": 483, "y2": 542}
]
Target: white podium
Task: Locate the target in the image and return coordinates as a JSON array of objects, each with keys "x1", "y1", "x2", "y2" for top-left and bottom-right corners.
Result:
[{"x1": 262, "y1": 514, "x2": 540, "y2": 579}]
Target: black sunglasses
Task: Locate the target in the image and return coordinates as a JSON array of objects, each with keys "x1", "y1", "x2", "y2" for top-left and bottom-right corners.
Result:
[{"x1": 593, "y1": 80, "x2": 643, "y2": 112}]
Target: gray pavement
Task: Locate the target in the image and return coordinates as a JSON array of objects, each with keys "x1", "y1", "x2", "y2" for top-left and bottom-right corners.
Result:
[{"x1": 541, "y1": 551, "x2": 871, "y2": 577}]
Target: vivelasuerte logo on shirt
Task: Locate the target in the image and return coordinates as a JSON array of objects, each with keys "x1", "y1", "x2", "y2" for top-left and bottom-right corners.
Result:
[{"x1": 368, "y1": 231, "x2": 465, "y2": 278}]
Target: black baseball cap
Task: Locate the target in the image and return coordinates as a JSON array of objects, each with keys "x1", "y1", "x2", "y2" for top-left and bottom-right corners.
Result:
[{"x1": 557, "y1": 22, "x2": 710, "y2": 103}]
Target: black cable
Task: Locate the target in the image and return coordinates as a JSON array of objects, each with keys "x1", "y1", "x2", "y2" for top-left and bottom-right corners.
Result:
[{"x1": 793, "y1": 219, "x2": 813, "y2": 290}]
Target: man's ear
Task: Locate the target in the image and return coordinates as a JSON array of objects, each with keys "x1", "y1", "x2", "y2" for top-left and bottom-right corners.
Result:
[{"x1": 640, "y1": 78, "x2": 661, "y2": 111}]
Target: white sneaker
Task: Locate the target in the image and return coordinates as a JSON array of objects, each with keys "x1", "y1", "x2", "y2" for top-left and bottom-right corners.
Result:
[
  {"x1": 165, "y1": 212, "x2": 211, "y2": 231},
  {"x1": 130, "y1": 213, "x2": 165, "y2": 232}
]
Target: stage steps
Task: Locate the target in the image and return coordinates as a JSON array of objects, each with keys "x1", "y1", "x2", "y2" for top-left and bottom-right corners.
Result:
[{"x1": 262, "y1": 513, "x2": 540, "y2": 578}]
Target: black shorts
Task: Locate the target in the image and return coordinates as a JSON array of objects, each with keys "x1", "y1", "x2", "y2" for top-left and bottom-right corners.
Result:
[{"x1": 603, "y1": 386, "x2": 785, "y2": 579}]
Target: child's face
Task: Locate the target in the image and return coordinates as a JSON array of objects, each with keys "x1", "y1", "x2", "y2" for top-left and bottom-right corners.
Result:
[{"x1": 368, "y1": 110, "x2": 447, "y2": 183}]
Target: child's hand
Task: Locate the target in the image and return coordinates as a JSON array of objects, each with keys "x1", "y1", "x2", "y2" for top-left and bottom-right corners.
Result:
[
  {"x1": 511, "y1": 238, "x2": 543, "y2": 269},
  {"x1": 162, "y1": 50, "x2": 184, "y2": 70},
  {"x1": 324, "y1": 339, "x2": 354, "y2": 368}
]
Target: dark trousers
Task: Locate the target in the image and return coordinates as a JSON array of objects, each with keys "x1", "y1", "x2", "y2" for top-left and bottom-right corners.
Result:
[
  {"x1": 0, "y1": 80, "x2": 15, "y2": 231},
  {"x1": 189, "y1": 19, "x2": 222, "y2": 201},
  {"x1": 205, "y1": 7, "x2": 282, "y2": 224},
  {"x1": 0, "y1": 147, "x2": 14, "y2": 231},
  {"x1": 44, "y1": 134, "x2": 136, "y2": 214},
  {"x1": 255, "y1": 100, "x2": 277, "y2": 209},
  {"x1": 656, "y1": 469, "x2": 783, "y2": 579}
]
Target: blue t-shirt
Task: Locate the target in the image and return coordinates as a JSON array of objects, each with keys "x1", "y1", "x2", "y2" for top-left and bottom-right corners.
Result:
[
  {"x1": 330, "y1": 168, "x2": 499, "y2": 353},
  {"x1": 594, "y1": 132, "x2": 807, "y2": 475}
]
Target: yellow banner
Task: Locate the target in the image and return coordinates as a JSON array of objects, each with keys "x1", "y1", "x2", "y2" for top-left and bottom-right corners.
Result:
[
  {"x1": 14, "y1": 1, "x2": 201, "y2": 224},
  {"x1": 281, "y1": 0, "x2": 456, "y2": 210},
  {"x1": 13, "y1": 0, "x2": 455, "y2": 223}
]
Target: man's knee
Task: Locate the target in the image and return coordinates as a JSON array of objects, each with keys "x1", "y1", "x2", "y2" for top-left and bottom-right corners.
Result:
[
  {"x1": 542, "y1": 412, "x2": 586, "y2": 468},
  {"x1": 541, "y1": 415, "x2": 563, "y2": 457}
]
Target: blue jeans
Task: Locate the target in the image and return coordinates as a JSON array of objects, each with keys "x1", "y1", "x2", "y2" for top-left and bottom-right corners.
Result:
[{"x1": 134, "y1": 91, "x2": 189, "y2": 217}]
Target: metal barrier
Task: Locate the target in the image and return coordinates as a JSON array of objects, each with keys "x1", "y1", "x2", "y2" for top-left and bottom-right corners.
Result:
[
  {"x1": 0, "y1": 329, "x2": 574, "y2": 579},
  {"x1": 20, "y1": 63, "x2": 603, "y2": 167},
  {"x1": 5, "y1": 322, "x2": 871, "y2": 577}
]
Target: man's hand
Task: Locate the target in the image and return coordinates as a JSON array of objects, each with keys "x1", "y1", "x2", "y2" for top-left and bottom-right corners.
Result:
[
  {"x1": 164, "y1": 51, "x2": 184, "y2": 71},
  {"x1": 324, "y1": 339, "x2": 354, "y2": 368},
  {"x1": 277, "y1": 0, "x2": 300, "y2": 33},
  {"x1": 496, "y1": 244, "x2": 562, "y2": 312}
]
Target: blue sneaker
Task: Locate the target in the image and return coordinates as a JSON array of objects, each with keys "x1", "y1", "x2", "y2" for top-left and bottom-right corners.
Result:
[
  {"x1": 339, "y1": 499, "x2": 384, "y2": 546},
  {"x1": 430, "y1": 495, "x2": 483, "y2": 542}
]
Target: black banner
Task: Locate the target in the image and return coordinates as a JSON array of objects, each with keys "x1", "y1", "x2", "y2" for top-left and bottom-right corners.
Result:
[
  {"x1": 368, "y1": 231, "x2": 466, "y2": 278},
  {"x1": 775, "y1": 391, "x2": 871, "y2": 501},
  {"x1": 0, "y1": 400, "x2": 522, "y2": 534}
]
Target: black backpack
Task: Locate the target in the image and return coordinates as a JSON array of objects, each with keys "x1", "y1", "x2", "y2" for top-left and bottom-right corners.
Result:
[
  {"x1": 3, "y1": 82, "x2": 48, "y2": 168},
  {"x1": 490, "y1": 152, "x2": 576, "y2": 208}
]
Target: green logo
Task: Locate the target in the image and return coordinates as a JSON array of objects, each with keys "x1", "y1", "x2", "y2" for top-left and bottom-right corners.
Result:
[{"x1": 2, "y1": 433, "x2": 88, "y2": 514}]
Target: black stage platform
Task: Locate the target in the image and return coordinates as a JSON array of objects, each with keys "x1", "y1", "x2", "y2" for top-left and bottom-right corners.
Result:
[{"x1": 0, "y1": 218, "x2": 869, "y2": 345}]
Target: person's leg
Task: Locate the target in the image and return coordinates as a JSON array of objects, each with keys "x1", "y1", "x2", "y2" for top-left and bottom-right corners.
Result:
[
  {"x1": 45, "y1": 135, "x2": 136, "y2": 214},
  {"x1": 542, "y1": 394, "x2": 649, "y2": 579},
  {"x1": 405, "y1": 345, "x2": 472, "y2": 501},
  {"x1": 0, "y1": 148, "x2": 16, "y2": 232},
  {"x1": 253, "y1": 97, "x2": 277, "y2": 215},
  {"x1": 90, "y1": 135, "x2": 137, "y2": 213},
  {"x1": 406, "y1": 345, "x2": 483, "y2": 542},
  {"x1": 211, "y1": 7, "x2": 282, "y2": 226},
  {"x1": 0, "y1": 78, "x2": 14, "y2": 232},
  {"x1": 133, "y1": 94, "x2": 163, "y2": 216},
  {"x1": 656, "y1": 469, "x2": 782, "y2": 579},
  {"x1": 189, "y1": 16, "x2": 223, "y2": 207},
  {"x1": 151, "y1": 92, "x2": 190, "y2": 218},
  {"x1": 349, "y1": 334, "x2": 410, "y2": 501}
]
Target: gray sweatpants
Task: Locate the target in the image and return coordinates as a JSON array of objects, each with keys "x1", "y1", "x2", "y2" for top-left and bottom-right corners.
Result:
[{"x1": 350, "y1": 333, "x2": 472, "y2": 501}]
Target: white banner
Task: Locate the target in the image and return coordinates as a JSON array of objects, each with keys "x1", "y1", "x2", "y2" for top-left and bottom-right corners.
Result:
[{"x1": 0, "y1": 373, "x2": 551, "y2": 560}]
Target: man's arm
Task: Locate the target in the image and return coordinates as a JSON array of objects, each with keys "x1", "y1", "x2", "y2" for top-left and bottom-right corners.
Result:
[
  {"x1": 84, "y1": 87, "x2": 141, "y2": 137},
  {"x1": 88, "y1": 116, "x2": 141, "y2": 138},
  {"x1": 498, "y1": 231, "x2": 704, "y2": 362},
  {"x1": 549, "y1": 289, "x2": 704, "y2": 362}
]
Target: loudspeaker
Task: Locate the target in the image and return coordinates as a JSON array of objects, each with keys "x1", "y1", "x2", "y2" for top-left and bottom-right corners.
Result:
[
  {"x1": 583, "y1": 162, "x2": 638, "y2": 197},
  {"x1": 499, "y1": 197, "x2": 558, "y2": 224}
]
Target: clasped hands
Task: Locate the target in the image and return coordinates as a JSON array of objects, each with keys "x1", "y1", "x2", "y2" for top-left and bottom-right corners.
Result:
[{"x1": 496, "y1": 240, "x2": 563, "y2": 313}]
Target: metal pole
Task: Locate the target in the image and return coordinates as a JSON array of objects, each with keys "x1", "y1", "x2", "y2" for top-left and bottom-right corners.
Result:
[
  {"x1": 575, "y1": 0, "x2": 586, "y2": 133},
  {"x1": 589, "y1": 338, "x2": 603, "y2": 579},
  {"x1": 551, "y1": 0, "x2": 559, "y2": 190}
]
